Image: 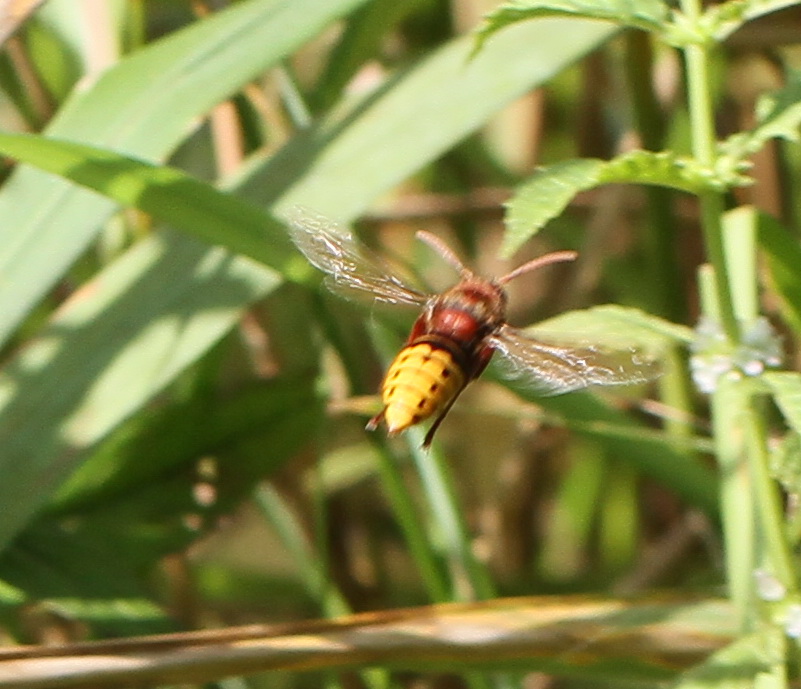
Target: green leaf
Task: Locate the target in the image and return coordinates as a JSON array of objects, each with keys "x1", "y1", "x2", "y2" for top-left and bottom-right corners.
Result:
[
  {"x1": 475, "y1": 0, "x2": 668, "y2": 51},
  {"x1": 0, "y1": 133, "x2": 311, "y2": 282},
  {"x1": 51, "y1": 375, "x2": 321, "y2": 512},
  {"x1": 0, "y1": 233, "x2": 281, "y2": 551},
  {"x1": 0, "y1": 0, "x2": 369, "y2": 348},
  {"x1": 249, "y1": 19, "x2": 616, "y2": 220},
  {"x1": 533, "y1": 304, "x2": 694, "y2": 347},
  {"x1": 501, "y1": 158, "x2": 605, "y2": 257},
  {"x1": 501, "y1": 150, "x2": 730, "y2": 257},
  {"x1": 0, "y1": 374, "x2": 321, "y2": 635}
]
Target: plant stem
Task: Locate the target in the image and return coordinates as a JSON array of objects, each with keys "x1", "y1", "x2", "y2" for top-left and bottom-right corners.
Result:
[
  {"x1": 371, "y1": 436, "x2": 453, "y2": 602},
  {"x1": 407, "y1": 427, "x2": 497, "y2": 601},
  {"x1": 709, "y1": 375, "x2": 754, "y2": 628},
  {"x1": 679, "y1": 0, "x2": 740, "y2": 343},
  {"x1": 745, "y1": 395, "x2": 796, "y2": 592},
  {"x1": 254, "y1": 485, "x2": 352, "y2": 618},
  {"x1": 623, "y1": 31, "x2": 684, "y2": 323}
]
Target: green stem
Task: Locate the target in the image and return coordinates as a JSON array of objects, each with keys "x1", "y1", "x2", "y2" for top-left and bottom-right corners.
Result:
[
  {"x1": 370, "y1": 436, "x2": 452, "y2": 602},
  {"x1": 710, "y1": 376, "x2": 755, "y2": 629},
  {"x1": 407, "y1": 427, "x2": 497, "y2": 601},
  {"x1": 623, "y1": 31, "x2": 684, "y2": 323},
  {"x1": 745, "y1": 395, "x2": 796, "y2": 592},
  {"x1": 680, "y1": 0, "x2": 740, "y2": 343},
  {"x1": 698, "y1": 192, "x2": 739, "y2": 342},
  {"x1": 254, "y1": 485, "x2": 351, "y2": 618}
]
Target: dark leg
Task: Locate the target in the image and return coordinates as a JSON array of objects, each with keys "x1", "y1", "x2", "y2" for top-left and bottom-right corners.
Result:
[
  {"x1": 422, "y1": 386, "x2": 466, "y2": 448},
  {"x1": 366, "y1": 409, "x2": 385, "y2": 432}
]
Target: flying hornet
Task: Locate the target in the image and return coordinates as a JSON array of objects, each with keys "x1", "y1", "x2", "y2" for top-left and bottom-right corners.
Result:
[{"x1": 289, "y1": 208, "x2": 659, "y2": 447}]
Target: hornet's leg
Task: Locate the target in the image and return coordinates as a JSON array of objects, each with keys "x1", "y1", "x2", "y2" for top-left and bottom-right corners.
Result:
[
  {"x1": 366, "y1": 408, "x2": 385, "y2": 432},
  {"x1": 423, "y1": 348, "x2": 495, "y2": 448},
  {"x1": 422, "y1": 384, "x2": 467, "y2": 448}
]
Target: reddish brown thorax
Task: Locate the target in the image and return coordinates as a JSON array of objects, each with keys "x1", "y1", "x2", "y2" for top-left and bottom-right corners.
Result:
[{"x1": 406, "y1": 277, "x2": 507, "y2": 377}]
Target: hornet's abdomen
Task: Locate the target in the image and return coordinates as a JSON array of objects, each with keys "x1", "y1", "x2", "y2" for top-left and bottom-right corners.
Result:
[{"x1": 380, "y1": 342, "x2": 465, "y2": 435}]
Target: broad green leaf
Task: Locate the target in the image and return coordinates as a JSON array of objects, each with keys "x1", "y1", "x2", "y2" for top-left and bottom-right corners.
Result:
[
  {"x1": 475, "y1": 0, "x2": 668, "y2": 51},
  {"x1": 501, "y1": 150, "x2": 726, "y2": 257},
  {"x1": 502, "y1": 158, "x2": 605, "y2": 257},
  {"x1": 0, "y1": 233, "x2": 281, "y2": 551},
  {"x1": 51, "y1": 375, "x2": 321, "y2": 512},
  {"x1": 0, "y1": 0, "x2": 369, "y2": 349},
  {"x1": 0, "y1": 516, "x2": 173, "y2": 638},
  {"x1": 757, "y1": 211, "x2": 801, "y2": 336},
  {"x1": 246, "y1": 20, "x2": 617, "y2": 220},
  {"x1": 533, "y1": 304, "x2": 694, "y2": 346},
  {"x1": 0, "y1": 132, "x2": 309, "y2": 280},
  {"x1": 0, "y1": 375, "x2": 321, "y2": 635},
  {"x1": 0, "y1": 19, "x2": 617, "y2": 553}
]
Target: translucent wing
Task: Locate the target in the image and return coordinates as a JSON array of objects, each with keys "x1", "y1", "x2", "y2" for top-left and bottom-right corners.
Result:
[
  {"x1": 288, "y1": 207, "x2": 427, "y2": 306},
  {"x1": 490, "y1": 324, "x2": 660, "y2": 395}
]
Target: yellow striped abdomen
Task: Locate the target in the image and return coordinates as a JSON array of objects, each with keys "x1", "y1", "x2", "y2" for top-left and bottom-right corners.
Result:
[{"x1": 380, "y1": 343, "x2": 465, "y2": 435}]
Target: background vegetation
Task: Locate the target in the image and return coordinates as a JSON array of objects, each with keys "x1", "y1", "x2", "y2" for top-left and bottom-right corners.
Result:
[{"x1": 1, "y1": 0, "x2": 801, "y2": 687}]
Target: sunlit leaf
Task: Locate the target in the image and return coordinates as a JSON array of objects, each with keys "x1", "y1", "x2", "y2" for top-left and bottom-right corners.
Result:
[
  {"x1": 0, "y1": 233, "x2": 281, "y2": 550},
  {"x1": 501, "y1": 158, "x2": 605, "y2": 257},
  {"x1": 600, "y1": 149, "x2": 738, "y2": 191},
  {"x1": 501, "y1": 150, "x2": 726, "y2": 257},
  {"x1": 475, "y1": 0, "x2": 668, "y2": 51},
  {"x1": 0, "y1": 132, "x2": 306, "y2": 276},
  {"x1": 51, "y1": 375, "x2": 321, "y2": 512},
  {"x1": 533, "y1": 304, "x2": 694, "y2": 348},
  {"x1": 0, "y1": 0, "x2": 368, "y2": 348}
]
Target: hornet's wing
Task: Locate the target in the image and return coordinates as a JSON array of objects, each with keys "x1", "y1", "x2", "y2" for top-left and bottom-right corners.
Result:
[
  {"x1": 490, "y1": 324, "x2": 660, "y2": 395},
  {"x1": 288, "y1": 207, "x2": 427, "y2": 307}
]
